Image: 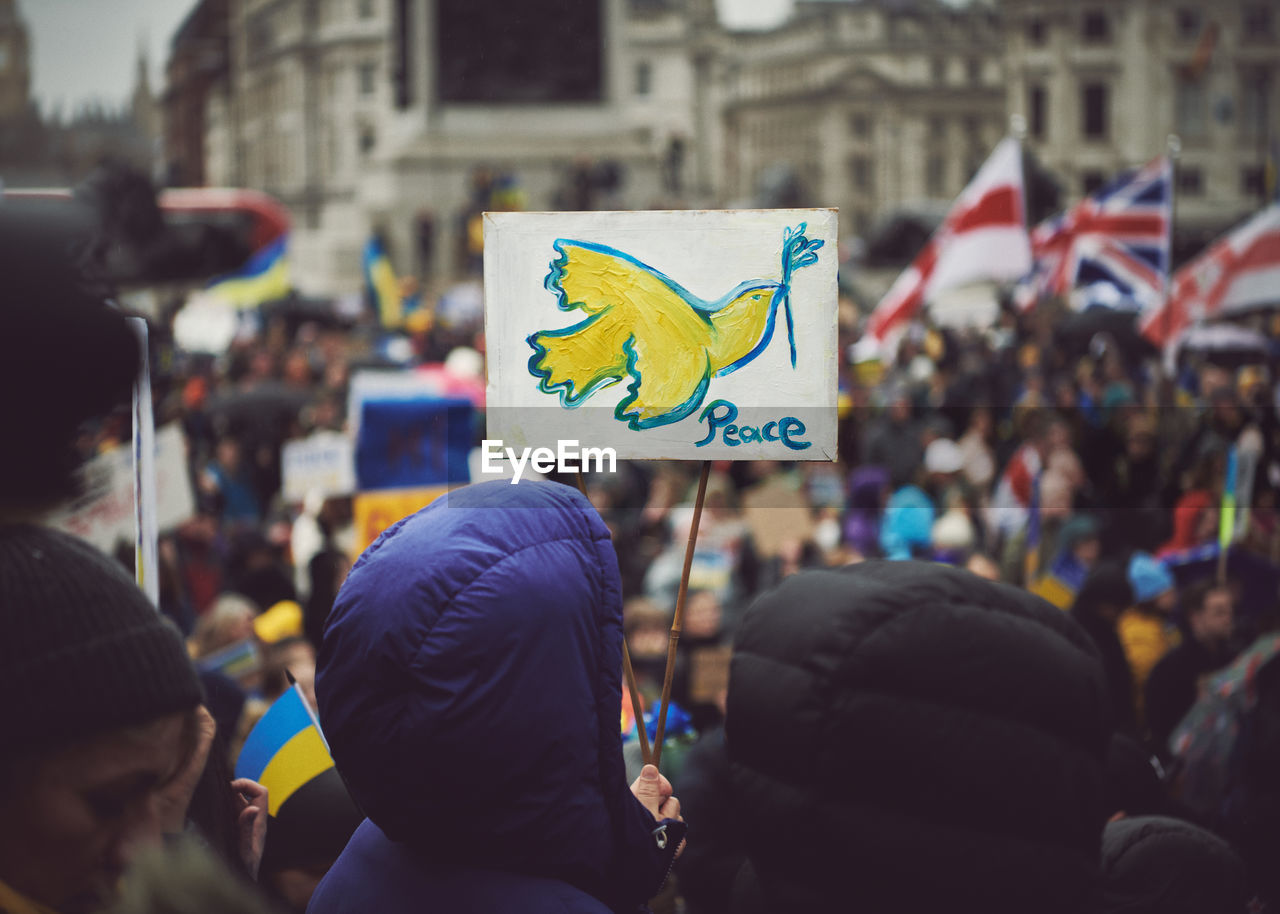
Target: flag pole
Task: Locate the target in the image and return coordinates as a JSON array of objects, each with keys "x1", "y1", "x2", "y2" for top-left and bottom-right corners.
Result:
[
  {"x1": 652, "y1": 461, "x2": 711, "y2": 771},
  {"x1": 1162, "y1": 134, "x2": 1181, "y2": 361},
  {"x1": 1218, "y1": 446, "x2": 1237, "y2": 585},
  {"x1": 577, "y1": 470, "x2": 652, "y2": 766}
]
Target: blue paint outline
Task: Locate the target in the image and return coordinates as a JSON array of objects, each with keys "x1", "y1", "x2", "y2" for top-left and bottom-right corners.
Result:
[
  {"x1": 614, "y1": 336, "x2": 712, "y2": 430},
  {"x1": 527, "y1": 310, "x2": 626, "y2": 408}
]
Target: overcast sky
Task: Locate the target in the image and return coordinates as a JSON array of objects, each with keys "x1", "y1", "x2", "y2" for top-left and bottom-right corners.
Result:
[{"x1": 22, "y1": 0, "x2": 797, "y2": 114}]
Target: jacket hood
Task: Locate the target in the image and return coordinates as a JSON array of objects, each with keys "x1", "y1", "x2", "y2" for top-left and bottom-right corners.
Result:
[
  {"x1": 315, "y1": 480, "x2": 655, "y2": 901},
  {"x1": 1100, "y1": 816, "x2": 1247, "y2": 914},
  {"x1": 726, "y1": 560, "x2": 1110, "y2": 913}
]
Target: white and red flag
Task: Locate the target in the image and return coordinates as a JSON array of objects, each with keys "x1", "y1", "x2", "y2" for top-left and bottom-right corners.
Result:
[
  {"x1": 1141, "y1": 203, "x2": 1280, "y2": 347},
  {"x1": 867, "y1": 136, "x2": 1030, "y2": 341}
]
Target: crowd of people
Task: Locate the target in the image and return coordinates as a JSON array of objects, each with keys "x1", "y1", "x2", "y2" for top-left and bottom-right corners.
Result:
[{"x1": 3, "y1": 190, "x2": 1280, "y2": 914}]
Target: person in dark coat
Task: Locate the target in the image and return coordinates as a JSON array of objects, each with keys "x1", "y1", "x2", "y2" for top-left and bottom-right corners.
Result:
[
  {"x1": 308, "y1": 480, "x2": 685, "y2": 914},
  {"x1": 725, "y1": 561, "x2": 1111, "y2": 913},
  {"x1": 671, "y1": 726, "x2": 743, "y2": 914},
  {"x1": 1145, "y1": 581, "x2": 1236, "y2": 758},
  {"x1": 1072, "y1": 562, "x2": 1139, "y2": 734},
  {"x1": 1099, "y1": 816, "x2": 1248, "y2": 914},
  {"x1": 1105, "y1": 733, "x2": 1168, "y2": 820}
]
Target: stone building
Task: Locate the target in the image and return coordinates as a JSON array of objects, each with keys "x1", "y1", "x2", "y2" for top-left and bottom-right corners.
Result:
[
  {"x1": 0, "y1": 0, "x2": 30, "y2": 122},
  {"x1": 721, "y1": 0, "x2": 1008, "y2": 243},
  {"x1": 1001, "y1": 0, "x2": 1278, "y2": 247},
  {"x1": 163, "y1": 0, "x2": 230, "y2": 188},
  {"x1": 193, "y1": 0, "x2": 716, "y2": 295}
]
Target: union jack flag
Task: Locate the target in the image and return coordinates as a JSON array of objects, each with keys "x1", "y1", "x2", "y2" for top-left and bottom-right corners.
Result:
[{"x1": 1015, "y1": 157, "x2": 1171, "y2": 312}]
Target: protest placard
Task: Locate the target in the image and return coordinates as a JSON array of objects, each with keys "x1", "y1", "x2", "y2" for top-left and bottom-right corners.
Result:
[
  {"x1": 281, "y1": 431, "x2": 356, "y2": 503},
  {"x1": 484, "y1": 209, "x2": 838, "y2": 461},
  {"x1": 44, "y1": 424, "x2": 195, "y2": 556},
  {"x1": 349, "y1": 371, "x2": 474, "y2": 491},
  {"x1": 351, "y1": 486, "x2": 450, "y2": 561}
]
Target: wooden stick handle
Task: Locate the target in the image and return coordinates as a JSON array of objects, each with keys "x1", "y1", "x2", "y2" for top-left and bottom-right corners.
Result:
[
  {"x1": 652, "y1": 461, "x2": 712, "y2": 770},
  {"x1": 622, "y1": 641, "x2": 651, "y2": 766}
]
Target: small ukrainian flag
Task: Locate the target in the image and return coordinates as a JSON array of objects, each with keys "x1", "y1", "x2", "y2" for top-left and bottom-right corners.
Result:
[
  {"x1": 364, "y1": 235, "x2": 404, "y2": 330},
  {"x1": 207, "y1": 235, "x2": 291, "y2": 310},
  {"x1": 236, "y1": 683, "x2": 334, "y2": 817}
]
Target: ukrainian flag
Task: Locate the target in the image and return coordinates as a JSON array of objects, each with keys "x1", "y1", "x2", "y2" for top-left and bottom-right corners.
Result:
[
  {"x1": 1219, "y1": 446, "x2": 1238, "y2": 553},
  {"x1": 206, "y1": 235, "x2": 291, "y2": 309},
  {"x1": 364, "y1": 236, "x2": 403, "y2": 329},
  {"x1": 236, "y1": 684, "x2": 334, "y2": 817}
]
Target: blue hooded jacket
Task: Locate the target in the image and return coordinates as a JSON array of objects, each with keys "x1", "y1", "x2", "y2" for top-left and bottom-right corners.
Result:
[{"x1": 308, "y1": 480, "x2": 681, "y2": 913}]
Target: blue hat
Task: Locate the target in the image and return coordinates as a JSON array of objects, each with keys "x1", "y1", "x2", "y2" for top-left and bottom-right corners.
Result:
[
  {"x1": 880, "y1": 486, "x2": 935, "y2": 560},
  {"x1": 1127, "y1": 552, "x2": 1174, "y2": 603}
]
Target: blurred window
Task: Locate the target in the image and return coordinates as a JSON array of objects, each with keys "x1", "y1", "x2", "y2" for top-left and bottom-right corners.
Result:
[
  {"x1": 1082, "y1": 82, "x2": 1108, "y2": 139},
  {"x1": 1178, "y1": 167, "x2": 1204, "y2": 196},
  {"x1": 850, "y1": 113, "x2": 871, "y2": 138},
  {"x1": 1241, "y1": 166, "x2": 1265, "y2": 197},
  {"x1": 359, "y1": 62, "x2": 377, "y2": 96},
  {"x1": 1175, "y1": 8, "x2": 1203, "y2": 41},
  {"x1": 1242, "y1": 4, "x2": 1273, "y2": 41},
  {"x1": 359, "y1": 0, "x2": 376, "y2": 18},
  {"x1": 931, "y1": 57, "x2": 946, "y2": 83},
  {"x1": 1029, "y1": 84, "x2": 1047, "y2": 139},
  {"x1": 1027, "y1": 16, "x2": 1047, "y2": 45},
  {"x1": 1240, "y1": 67, "x2": 1271, "y2": 137},
  {"x1": 926, "y1": 155, "x2": 945, "y2": 196},
  {"x1": 929, "y1": 114, "x2": 946, "y2": 141},
  {"x1": 635, "y1": 60, "x2": 652, "y2": 97},
  {"x1": 849, "y1": 155, "x2": 872, "y2": 191},
  {"x1": 1175, "y1": 75, "x2": 1206, "y2": 137},
  {"x1": 967, "y1": 58, "x2": 982, "y2": 84},
  {"x1": 1081, "y1": 10, "x2": 1110, "y2": 43},
  {"x1": 436, "y1": 0, "x2": 603, "y2": 103},
  {"x1": 1081, "y1": 170, "x2": 1107, "y2": 194}
]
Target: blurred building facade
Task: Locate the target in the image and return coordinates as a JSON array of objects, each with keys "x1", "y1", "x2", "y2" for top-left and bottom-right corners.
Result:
[
  {"x1": 1001, "y1": 0, "x2": 1278, "y2": 245},
  {"x1": 174, "y1": 0, "x2": 1280, "y2": 294},
  {"x1": 0, "y1": 0, "x2": 157, "y2": 189},
  {"x1": 191, "y1": 0, "x2": 717, "y2": 295},
  {"x1": 163, "y1": 0, "x2": 230, "y2": 188},
  {"x1": 721, "y1": 0, "x2": 1007, "y2": 244},
  {"x1": 0, "y1": 0, "x2": 30, "y2": 121}
]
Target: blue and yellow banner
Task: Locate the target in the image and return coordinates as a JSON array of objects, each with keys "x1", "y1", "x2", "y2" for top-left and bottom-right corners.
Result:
[
  {"x1": 235, "y1": 684, "x2": 333, "y2": 817},
  {"x1": 364, "y1": 236, "x2": 404, "y2": 329},
  {"x1": 354, "y1": 397, "x2": 473, "y2": 491},
  {"x1": 1219, "y1": 446, "x2": 1238, "y2": 553},
  {"x1": 206, "y1": 235, "x2": 291, "y2": 309}
]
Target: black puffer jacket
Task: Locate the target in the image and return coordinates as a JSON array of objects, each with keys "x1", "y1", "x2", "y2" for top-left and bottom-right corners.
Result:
[
  {"x1": 1100, "y1": 816, "x2": 1247, "y2": 914},
  {"x1": 726, "y1": 561, "x2": 1111, "y2": 914}
]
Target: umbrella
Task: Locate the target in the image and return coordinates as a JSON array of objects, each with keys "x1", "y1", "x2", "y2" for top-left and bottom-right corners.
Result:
[
  {"x1": 1174, "y1": 323, "x2": 1274, "y2": 370},
  {"x1": 204, "y1": 381, "x2": 313, "y2": 441},
  {"x1": 862, "y1": 200, "x2": 950, "y2": 267},
  {"x1": 1053, "y1": 305, "x2": 1156, "y2": 362}
]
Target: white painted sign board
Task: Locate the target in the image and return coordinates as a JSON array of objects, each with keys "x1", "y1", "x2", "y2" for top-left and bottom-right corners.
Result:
[{"x1": 484, "y1": 209, "x2": 838, "y2": 461}]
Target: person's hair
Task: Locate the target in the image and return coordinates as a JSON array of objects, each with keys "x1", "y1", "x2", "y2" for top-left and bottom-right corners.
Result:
[
  {"x1": 190, "y1": 593, "x2": 258, "y2": 659},
  {"x1": 110, "y1": 836, "x2": 275, "y2": 914},
  {"x1": 185, "y1": 726, "x2": 253, "y2": 884},
  {"x1": 1182, "y1": 579, "x2": 1231, "y2": 618}
]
